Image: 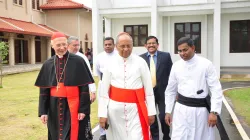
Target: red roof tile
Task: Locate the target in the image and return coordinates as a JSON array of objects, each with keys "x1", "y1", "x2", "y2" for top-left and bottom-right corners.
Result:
[
  {"x1": 0, "y1": 17, "x2": 58, "y2": 37},
  {"x1": 40, "y1": 0, "x2": 91, "y2": 10}
]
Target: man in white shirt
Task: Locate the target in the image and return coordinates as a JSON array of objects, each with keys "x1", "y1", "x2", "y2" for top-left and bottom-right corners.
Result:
[
  {"x1": 95, "y1": 37, "x2": 117, "y2": 140},
  {"x1": 67, "y1": 36, "x2": 96, "y2": 102},
  {"x1": 164, "y1": 37, "x2": 223, "y2": 140},
  {"x1": 98, "y1": 32, "x2": 156, "y2": 140}
]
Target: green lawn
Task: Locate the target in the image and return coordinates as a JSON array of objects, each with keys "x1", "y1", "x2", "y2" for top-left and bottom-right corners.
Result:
[
  {"x1": 224, "y1": 88, "x2": 250, "y2": 125},
  {"x1": 0, "y1": 71, "x2": 99, "y2": 140}
]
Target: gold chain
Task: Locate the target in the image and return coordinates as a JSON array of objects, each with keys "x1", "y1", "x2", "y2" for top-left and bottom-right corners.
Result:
[{"x1": 54, "y1": 53, "x2": 69, "y2": 91}]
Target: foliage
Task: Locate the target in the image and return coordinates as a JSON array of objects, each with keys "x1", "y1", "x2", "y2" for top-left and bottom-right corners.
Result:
[
  {"x1": 0, "y1": 41, "x2": 9, "y2": 88},
  {"x1": 0, "y1": 41, "x2": 9, "y2": 63}
]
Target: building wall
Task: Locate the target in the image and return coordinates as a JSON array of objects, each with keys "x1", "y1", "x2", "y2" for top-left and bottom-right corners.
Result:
[
  {"x1": 161, "y1": 0, "x2": 207, "y2": 5},
  {"x1": 41, "y1": 37, "x2": 48, "y2": 62},
  {"x1": 164, "y1": 15, "x2": 208, "y2": 63},
  {"x1": 79, "y1": 10, "x2": 92, "y2": 52},
  {"x1": 46, "y1": 9, "x2": 92, "y2": 53},
  {"x1": 221, "y1": 13, "x2": 250, "y2": 67},
  {"x1": 32, "y1": 10, "x2": 45, "y2": 24},
  {"x1": 112, "y1": 0, "x2": 151, "y2": 8},
  {"x1": 111, "y1": 17, "x2": 151, "y2": 55},
  {"x1": 97, "y1": 0, "x2": 150, "y2": 9},
  {"x1": 207, "y1": 14, "x2": 214, "y2": 63},
  {"x1": 46, "y1": 10, "x2": 78, "y2": 36},
  {"x1": 0, "y1": 0, "x2": 45, "y2": 24}
]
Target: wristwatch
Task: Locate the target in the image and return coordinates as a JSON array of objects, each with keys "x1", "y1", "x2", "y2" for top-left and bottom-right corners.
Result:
[{"x1": 210, "y1": 111, "x2": 218, "y2": 115}]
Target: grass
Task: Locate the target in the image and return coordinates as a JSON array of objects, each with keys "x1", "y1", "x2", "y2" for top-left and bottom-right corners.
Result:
[
  {"x1": 224, "y1": 88, "x2": 250, "y2": 125},
  {"x1": 0, "y1": 71, "x2": 99, "y2": 140}
]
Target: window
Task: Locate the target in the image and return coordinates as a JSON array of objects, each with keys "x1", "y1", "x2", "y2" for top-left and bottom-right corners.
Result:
[
  {"x1": 175, "y1": 22, "x2": 201, "y2": 54},
  {"x1": 230, "y1": 20, "x2": 250, "y2": 53},
  {"x1": 124, "y1": 25, "x2": 148, "y2": 46},
  {"x1": 19, "y1": 0, "x2": 22, "y2": 5},
  {"x1": 32, "y1": 0, "x2": 40, "y2": 10},
  {"x1": 32, "y1": 0, "x2": 35, "y2": 9},
  {"x1": 13, "y1": 0, "x2": 22, "y2": 5}
]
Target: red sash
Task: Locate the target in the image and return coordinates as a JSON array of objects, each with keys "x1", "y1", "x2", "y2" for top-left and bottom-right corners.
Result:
[
  {"x1": 109, "y1": 85, "x2": 150, "y2": 140},
  {"x1": 51, "y1": 83, "x2": 79, "y2": 140}
]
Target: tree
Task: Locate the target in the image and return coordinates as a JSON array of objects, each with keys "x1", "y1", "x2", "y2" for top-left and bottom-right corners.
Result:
[{"x1": 0, "y1": 41, "x2": 9, "y2": 88}]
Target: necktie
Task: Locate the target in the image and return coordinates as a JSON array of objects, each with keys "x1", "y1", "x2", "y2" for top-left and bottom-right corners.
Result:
[{"x1": 150, "y1": 54, "x2": 156, "y2": 88}]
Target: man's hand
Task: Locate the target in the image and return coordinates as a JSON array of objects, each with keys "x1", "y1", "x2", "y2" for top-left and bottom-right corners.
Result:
[
  {"x1": 78, "y1": 113, "x2": 86, "y2": 120},
  {"x1": 165, "y1": 113, "x2": 172, "y2": 126},
  {"x1": 148, "y1": 115, "x2": 155, "y2": 125},
  {"x1": 90, "y1": 92, "x2": 96, "y2": 103},
  {"x1": 99, "y1": 117, "x2": 107, "y2": 129},
  {"x1": 40, "y1": 115, "x2": 48, "y2": 124},
  {"x1": 208, "y1": 113, "x2": 217, "y2": 127}
]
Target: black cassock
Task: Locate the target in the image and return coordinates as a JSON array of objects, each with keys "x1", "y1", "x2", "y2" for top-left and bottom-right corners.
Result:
[{"x1": 35, "y1": 51, "x2": 94, "y2": 140}]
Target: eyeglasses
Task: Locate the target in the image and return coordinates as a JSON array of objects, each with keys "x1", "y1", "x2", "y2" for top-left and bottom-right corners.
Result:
[{"x1": 177, "y1": 47, "x2": 190, "y2": 54}]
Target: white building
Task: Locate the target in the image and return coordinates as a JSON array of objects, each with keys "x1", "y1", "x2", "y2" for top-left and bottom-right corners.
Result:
[{"x1": 92, "y1": 0, "x2": 250, "y2": 75}]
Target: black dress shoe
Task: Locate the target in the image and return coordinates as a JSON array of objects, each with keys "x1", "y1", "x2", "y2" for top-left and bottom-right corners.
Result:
[{"x1": 99, "y1": 135, "x2": 106, "y2": 140}]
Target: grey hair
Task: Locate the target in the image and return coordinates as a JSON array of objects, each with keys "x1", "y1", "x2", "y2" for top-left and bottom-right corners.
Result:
[
  {"x1": 116, "y1": 32, "x2": 133, "y2": 44},
  {"x1": 67, "y1": 36, "x2": 79, "y2": 44}
]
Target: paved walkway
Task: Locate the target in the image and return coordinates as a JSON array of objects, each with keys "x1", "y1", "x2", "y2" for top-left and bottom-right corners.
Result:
[
  {"x1": 1, "y1": 64, "x2": 42, "y2": 75},
  {"x1": 92, "y1": 81, "x2": 250, "y2": 140}
]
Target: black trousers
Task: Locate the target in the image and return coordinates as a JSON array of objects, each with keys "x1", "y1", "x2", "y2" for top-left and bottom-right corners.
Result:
[{"x1": 151, "y1": 88, "x2": 171, "y2": 140}]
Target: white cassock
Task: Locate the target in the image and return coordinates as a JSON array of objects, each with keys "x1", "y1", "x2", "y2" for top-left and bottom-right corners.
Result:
[
  {"x1": 76, "y1": 52, "x2": 96, "y2": 93},
  {"x1": 98, "y1": 54, "x2": 157, "y2": 140},
  {"x1": 165, "y1": 54, "x2": 223, "y2": 140},
  {"x1": 95, "y1": 50, "x2": 117, "y2": 135},
  {"x1": 95, "y1": 50, "x2": 117, "y2": 94}
]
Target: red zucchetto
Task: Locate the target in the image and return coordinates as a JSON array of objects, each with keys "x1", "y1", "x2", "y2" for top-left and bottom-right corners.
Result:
[{"x1": 51, "y1": 32, "x2": 66, "y2": 40}]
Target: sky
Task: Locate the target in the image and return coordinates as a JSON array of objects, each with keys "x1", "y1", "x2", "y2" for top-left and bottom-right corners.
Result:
[{"x1": 72, "y1": 0, "x2": 92, "y2": 8}]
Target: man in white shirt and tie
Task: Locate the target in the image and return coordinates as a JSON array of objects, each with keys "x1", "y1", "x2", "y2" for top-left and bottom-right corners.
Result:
[{"x1": 140, "y1": 36, "x2": 172, "y2": 140}]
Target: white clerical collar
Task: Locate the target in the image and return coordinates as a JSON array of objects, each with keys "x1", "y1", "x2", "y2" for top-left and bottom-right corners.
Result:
[
  {"x1": 185, "y1": 54, "x2": 197, "y2": 64},
  {"x1": 117, "y1": 53, "x2": 132, "y2": 62},
  {"x1": 105, "y1": 50, "x2": 116, "y2": 56}
]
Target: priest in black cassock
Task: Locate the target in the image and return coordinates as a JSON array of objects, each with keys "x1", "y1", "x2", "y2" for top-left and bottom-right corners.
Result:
[{"x1": 35, "y1": 32, "x2": 94, "y2": 140}]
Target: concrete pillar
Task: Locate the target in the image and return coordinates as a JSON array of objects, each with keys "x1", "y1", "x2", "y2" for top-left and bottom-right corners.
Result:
[
  {"x1": 213, "y1": 0, "x2": 221, "y2": 76},
  {"x1": 92, "y1": 0, "x2": 104, "y2": 76},
  {"x1": 151, "y1": 0, "x2": 163, "y2": 51},
  {"x1": 167, "y1": 16, "x2": 171, "y2": 52},
  {"x1": 8, "y1": 33, "x2": 15, "y2": 66},
  {"x1": 29, "y1": 36, "x2": 35, "y2": 64},
  {"x1": 151, "y1": 0, "x2": 158, "y2": 36},
  {"x1": 47, "y1": 38, "x2": 51, "y2": 59},
  {"x1": 104, "y1": 18, "x2": 112, "y2": 37}
]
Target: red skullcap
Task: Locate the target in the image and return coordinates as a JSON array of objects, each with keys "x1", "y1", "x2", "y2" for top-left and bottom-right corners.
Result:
[{"x1": 51, "y1": 32, "x2": 66, "y2": 40}]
